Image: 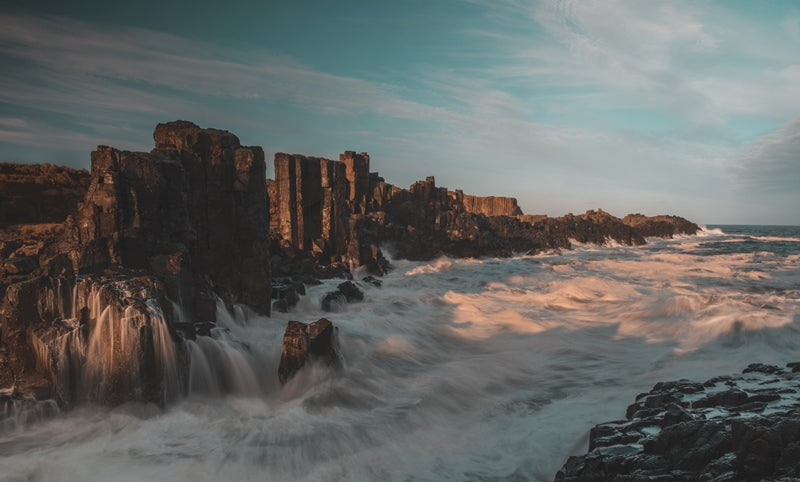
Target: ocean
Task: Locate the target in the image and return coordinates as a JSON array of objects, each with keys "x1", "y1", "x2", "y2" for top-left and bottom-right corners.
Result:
[{"x1": 1, "y1": 225, "x2": 799, "y2": 481}]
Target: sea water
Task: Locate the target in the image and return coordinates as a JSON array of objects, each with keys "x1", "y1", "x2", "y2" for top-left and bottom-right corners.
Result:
[{"x1": 1, "y1": 225, "x2": 798, "y2": 481}]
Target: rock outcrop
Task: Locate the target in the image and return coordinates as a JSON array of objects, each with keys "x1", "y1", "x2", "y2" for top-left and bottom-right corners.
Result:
[
  {"x1": 268, "y1": 158, "x2": 698, "y2": 266},
  {"x1": 278, "y1": 318, "x2": 340, "y2": 384},
  {"x1": 622, "y1": 213, "x2": 701, "y2": 238},
  {"x1": 1, "y1": 274, "x2": 183, "y2": 406},
  {"x1": 2, "y1": 119, "x2": 704, "y2": 410},
  {"x1": 462, "y1": 194, "x2": 522, "y2": 217},
  {"x1": 1, "y1": 121, "x2": 271, "y2": 405},
  {"x1": 268, "y1": 151, "x2": 389, "y2": 277},
  {"x1": 555, "y1": 363, "x2": 800, "y2": 481}
]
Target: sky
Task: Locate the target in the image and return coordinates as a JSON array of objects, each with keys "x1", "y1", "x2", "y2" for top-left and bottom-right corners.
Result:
[{"x1": 1, "y1": 0, "x2": 798, "y2": 225}]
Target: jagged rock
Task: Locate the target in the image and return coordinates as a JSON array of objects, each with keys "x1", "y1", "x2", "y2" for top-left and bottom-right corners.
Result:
[
  {"x1": 277, "y1": 318, "x2": 340, "y2": 384},
  {"x1": 622, "y1": 213, "x2": 700, "y2": 238},
  {"x1": 1, "y1": 275, "x2": 183, "y2": 406},
  {"x1": 1, "y1": 121, "x2": 272, "y2": 407},
  {"x1": 152, "y1": 121, "x2": 271, "y2": 316},
  {"x1": 337, "y1": 280, "x2": 364, "y2": 302},
  {"x1": 555, "y1": 363, "x2": 800, "y2": 481}
]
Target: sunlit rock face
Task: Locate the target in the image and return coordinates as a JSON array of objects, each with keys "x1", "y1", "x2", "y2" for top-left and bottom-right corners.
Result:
[
  {"x1": 53, "y1": 121, "x2": 270, "y2": 321},
  {"x1": 462, "y1": 194, "x2": 523, "y2": 217},
  {"x1": 1, "y1": 275, "x2": 182, "y2": 406},
  {"x1": 268, "y1": 151, "x2": 389, "y2": 276}
]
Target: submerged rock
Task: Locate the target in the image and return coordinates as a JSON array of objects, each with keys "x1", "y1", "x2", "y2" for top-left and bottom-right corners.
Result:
[
  {"x1": 555, "y1": 363, "x2": 800, "y2": 481},
  {"x1": 278, "y1": 318, "x2": 340, "y2": 384}
]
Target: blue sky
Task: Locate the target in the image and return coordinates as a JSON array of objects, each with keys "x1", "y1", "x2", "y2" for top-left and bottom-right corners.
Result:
[{"x1": 1, "y1": 1, "x2": 799, "y2": 224}]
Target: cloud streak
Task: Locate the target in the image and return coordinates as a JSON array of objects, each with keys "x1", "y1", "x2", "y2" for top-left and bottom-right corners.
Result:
[{"x1": 731, "y1": 117, "x2": 800, "y2": 194}]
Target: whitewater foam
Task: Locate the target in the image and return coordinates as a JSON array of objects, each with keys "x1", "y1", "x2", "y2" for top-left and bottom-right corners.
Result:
[{"x1": 2, "y1": 226, "x2": 799, "y2": 481}]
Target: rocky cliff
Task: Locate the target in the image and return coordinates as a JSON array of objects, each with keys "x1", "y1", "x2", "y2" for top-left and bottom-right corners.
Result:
[
  {"x1": 1, "y1": 121, "x2": 270, "y2": 405},
  {"x1": 2, "y1": 120, "x2": 702, "y2": 408},
  {"x1": 267, "y1": 159, "x2": 700, "y2": 265}
]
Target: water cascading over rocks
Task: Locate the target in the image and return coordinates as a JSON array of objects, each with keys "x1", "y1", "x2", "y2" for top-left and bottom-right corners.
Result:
[{"x1": 1, "y1": 121, "x2": 271, "y2": 406}]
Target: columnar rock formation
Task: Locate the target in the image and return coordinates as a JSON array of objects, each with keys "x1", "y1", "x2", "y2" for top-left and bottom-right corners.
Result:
[
  {"x1": 271, "y1": 153, "x2": 348, "y2": 258},
  {"x1": 462, "y1": 194, "x2": 523, "y2": 217},
  {"x1": 2, "y1": 119, "x2": 701, "y2": 407},
  {"x1": 1, "y1": 121, "x2": 271, "y2": 405},
  {"x1": 268, "y1": 151, "x2": 388, "y2": 275},
  {"x1": 268, "y1": 155, "x2": 699, "y2": 266}
]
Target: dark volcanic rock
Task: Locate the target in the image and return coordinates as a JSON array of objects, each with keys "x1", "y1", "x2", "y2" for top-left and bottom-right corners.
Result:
[
  {"x1": 321, "y1": 291, "x2": 347, "y2": 312},
  {"x1": 51, "y1": 121, "x2": 271, "y2": 320},
  {"x1": 1, "y1": 121, "x2": 272, "y2": 407},
  {"x1": 271, "y1": 282, "x2": 301, "y2": 313},
  {"x1": 555, "y1": 363, "x2": 800, "y2": 481},
  {"x1": 337, "y1": 280, "x2": 364, "y2": 302},
  {"x1": 278, "y1": 318, "x2": 340, "y2": 384},
  {"x1": 622, "y1": 213, "x2": 700, "y2": 238},
  {"x1": 152, "y1": 121, "x2": 271, "y2": 316}
]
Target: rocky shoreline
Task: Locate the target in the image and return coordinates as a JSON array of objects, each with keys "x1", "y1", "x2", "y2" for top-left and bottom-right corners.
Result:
[
  {"x1": 555, "y1": 363, "x2": 800, "y2": 481},
  {"x1": 1, "y1": 120, "x2": 709, "y2": 470}
]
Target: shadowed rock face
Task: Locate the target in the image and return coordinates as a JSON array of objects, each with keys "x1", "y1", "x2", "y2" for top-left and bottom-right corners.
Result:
[
  {"x1": 152, "y1": 121, "x2": 271, "y2": 316},
  {"x1": 0, "y1": 163, "x2": 89, "y2": 227},
  {"x1": 1, "y1": 121, "x2": 271, "y2": 405}
]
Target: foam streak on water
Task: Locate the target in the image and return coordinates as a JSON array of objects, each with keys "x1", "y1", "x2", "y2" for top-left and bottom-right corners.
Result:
[{"x1": 1, "y1": 225, "x2": 799, "y2": 481}]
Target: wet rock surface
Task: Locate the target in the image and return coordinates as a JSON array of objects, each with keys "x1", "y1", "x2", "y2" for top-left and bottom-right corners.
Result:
[
  {"x1": 555, "y1": 363, "x2": 800, "y2": 481},
  {"x1": 278, "y1": 318, "x2": 340, "y2": 384},
  {"x1": 1, "y1": 121, "x2": 271, "y2": 405}
]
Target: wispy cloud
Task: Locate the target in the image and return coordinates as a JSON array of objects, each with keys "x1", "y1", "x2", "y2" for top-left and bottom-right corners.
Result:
[
  {"x1": 731, "y1": 117, "x2": 800, "y2": 194},
  {"x1": 462, "y1": 0, "x2": 800, "y2": 129}
]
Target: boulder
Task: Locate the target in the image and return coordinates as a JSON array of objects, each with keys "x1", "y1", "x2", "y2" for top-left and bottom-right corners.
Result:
[
  {"x1": 337, "y1": 281, "x2": 364, "y2": 302},
  {"x1": 277, "y1": 318, "x2": 340, "y2": 384}
]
